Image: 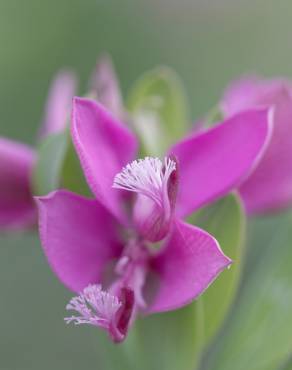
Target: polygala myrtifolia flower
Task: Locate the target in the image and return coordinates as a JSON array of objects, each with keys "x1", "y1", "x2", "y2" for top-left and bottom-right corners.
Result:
[
  {"x1": 36, "y1": 96, "x2": 272, "y2": 343},
  {"x1": 0, "y1": 55, "x2": 122, "y2": 230},
  {"x1": 221, "y1": 75, "x2": 292, "y2": 214}
]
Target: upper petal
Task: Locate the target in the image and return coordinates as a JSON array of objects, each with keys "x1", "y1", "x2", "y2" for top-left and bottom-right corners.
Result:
[
  {"x1": 221, "y1": 75, "x2": 285, "y2": 117},
  {"x1": 40, "y1": 70, "x2": 77, "y2": 138},
  {"x1": 36, "y1": 190, "x2": 123, "y2": 292},
  {"x1": 170, "y1": 109, "x2": 273, "y2": 218},
  {"x1": 90, "y1": 54, "x2": 124, "y2": 119},
  {"x1": 0, "y1": 137, "x2": 36, "y2": 229},
  {"x1": 148, "y1": 219, "x2": 231, "y2": 313},
  {"x1": 239, "y1": 89, "x2": 292, "y2": 213},
  {"x1": 71, "y1": 97, "x2": 138, "y2": 222}
]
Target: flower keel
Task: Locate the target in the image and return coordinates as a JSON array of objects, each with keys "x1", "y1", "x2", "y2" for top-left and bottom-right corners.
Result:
[
  {"x1": 113, "y1": 157, "x2": 177, "y2": 242},
  {"x1": 65, "y1": 284, "x2": 135, "y2": 343}
]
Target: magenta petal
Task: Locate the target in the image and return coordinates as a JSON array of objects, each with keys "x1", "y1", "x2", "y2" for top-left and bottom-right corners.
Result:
[
  {"x1": 0, "y1": 137, "x2": 36, "y2": 229},
  {"x1": 239, "y1": 90, "x2": 292, "y2": 213},
  {"x1": 90, "y1": 54, "x2": 124, "y2": 119},
  {"x1": 133, "y1": 195, "x2": 172, "y2": 242},
  {"x1": 71, "y1": 97, "x2": 138, "y2": 222},
  {"x1": 40, "y1": 70, "x2": 77, "y2": 138},
  {"x1": 36, "y1": 190, "x2": 123, "y2": 292},
  {"x1": 170, "y1": 109, "x2": 272, "y2": 217},
  {"x1": 148, "y1": 219, "x2": 231, "y2": 313},
  {"x1": 221, "y1": 75, "x2": 285, "y2": 117},
  {"x1": 132, "y1": 158, "x2": 178, "y2": 242}
]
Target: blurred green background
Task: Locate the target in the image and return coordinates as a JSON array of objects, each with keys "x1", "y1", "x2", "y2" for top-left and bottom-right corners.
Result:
[{"x1": 1, "y1": 0, "x2": 292, "y2": 369}]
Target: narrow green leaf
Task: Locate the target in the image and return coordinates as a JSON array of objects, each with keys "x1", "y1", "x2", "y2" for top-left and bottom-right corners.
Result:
[
  {"x1": 61, "y1": 136, "x2": 91, "y2": 197},
  {"x1": 32, "y1": 129, "x2": 91, "y2": 197},
  {"x1": 127, "y1": 67, "x2": 189, "y2": 157},
  {"x1": 188, "y1": 193, "x2": 246, "y2": 347},
  {"x1": 199, "y1": 212, "x2": 292, "y2": 370},
  {"x1": 129, "y1": 302, "x2": 203, "y2": 370},
  {"x1": 31, "y1": 132, "x2": 67, "y2": 195},
  {"x1": 94, "y1": 302, "x2": 204, "y2": 370}
]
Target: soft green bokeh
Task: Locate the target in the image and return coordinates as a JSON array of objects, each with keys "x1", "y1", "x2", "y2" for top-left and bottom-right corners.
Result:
[
  {"x1": 2, "y1": 0, "x2": 292, "y2": 369},
  {"x1": 127, "y1": 66, "x2": 189, "y2": 156},
  {"x1": 199, "y1": 212, "x2": 292, "y2": 370},
  {"x1": 32, "y1": 132, "x2": 68, "y2": 195}
]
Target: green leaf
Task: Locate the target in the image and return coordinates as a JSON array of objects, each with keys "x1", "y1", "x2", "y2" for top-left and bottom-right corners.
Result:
[
  {"x1": 61, "y1": 136, "x2": 91, "y2": 197},
  {"x1": 199, "y1": 212, "x2": 292, "y2": 370},
  {"x1": 189, "y1": 193, "x2": 246, "y2": 347},
  {"x1": 129, "y1": 302, "x2": 204, "y2": 370},
  {"x1": 94, "y1": 302, "x2": 204, "y2": 370},
  {"x1": 127, "y1": 67, "x2": 189, "y2": 157},
  {"x1": 31, "y1": 132, "x2": 67, "y2": 195},
  {"x1": 32, "y1": 130, "x2": 91, "y2": 197}
]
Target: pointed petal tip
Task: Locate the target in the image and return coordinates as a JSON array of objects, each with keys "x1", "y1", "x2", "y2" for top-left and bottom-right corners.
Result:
[
  {"x1": 70, "y1": 95, "x2": 137, "y2": 223},
  {"x1": 40, "y1": 71, "x2": 77, "y2": 138},
  {"x1": 148, "y1": 220, "x2": 233, "y2": 314},
  {"x1": 171, "y1": 107, "x2": 273, "y2": 217},
  {"x1": 34, "y1": 189, "x2": 68, "y2": 206}
]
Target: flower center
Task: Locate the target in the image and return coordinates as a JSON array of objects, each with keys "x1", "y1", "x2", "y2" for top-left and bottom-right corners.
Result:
[{"x1": 113, "y1": 157, "x2": 176, "y2": 208}]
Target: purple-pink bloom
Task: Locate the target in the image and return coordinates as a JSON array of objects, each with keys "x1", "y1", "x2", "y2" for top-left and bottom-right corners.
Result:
[
  {"x1": 0, "y1": 71, "x2": 76, "y2": 230},
  {"x1": 221, "y1": 76, "x2": 292, "y2": 214},
  {"x1": 39, "y1": 70, "x2": 77, "y2": 139},
  {"x1": 89, "y1": 54, "x2": 124, "y2": 120},
  {"x1": 0, "y1": 138, "x2": 36, "y2": 229},
  {"x1": 36, "y1": 97, "x2": 271, "y2": 343}
]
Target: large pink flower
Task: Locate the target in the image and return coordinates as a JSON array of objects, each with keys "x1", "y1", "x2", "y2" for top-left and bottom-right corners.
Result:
[
  {"x1": 222, "y1": 76, "x2": 292, "y2": 214},
  {"x1": 36, "y1": 97, "x2": 271, "y2": 342}
]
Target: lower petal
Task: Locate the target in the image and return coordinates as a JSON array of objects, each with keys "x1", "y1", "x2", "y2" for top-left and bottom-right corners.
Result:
[
  {"x1": 36, "y1": 190, "x2": 123, "y2": 292},
  {"x1": 148, "y1": 219, "x2": 232, "y2": 313}
]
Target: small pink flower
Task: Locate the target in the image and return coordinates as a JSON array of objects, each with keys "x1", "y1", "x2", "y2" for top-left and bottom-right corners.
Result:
[
  {"x1": 89, "y1": 54, "x2": 124, "y2": 120},
  {"x1": 36, "y1": 97, "x2": 271, "y2": 342},
  {"x1": 221, "y1": 76, "x2": 292, "y2": 214},
  {"x1": 0, "y1": 56, "x2": 121, "y2": 230},
  {"x1": 39, "y1": 70, "x2": 77, "y2": 139},
  {"x1": 0, "y1": 71, "x2": 76, "y2": 230}
]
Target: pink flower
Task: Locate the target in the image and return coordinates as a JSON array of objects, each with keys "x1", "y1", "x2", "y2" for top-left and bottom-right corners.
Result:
[
  {"x1": 39, "y1": 71, "x2": 77, "y2": 139},
  {"x1": 221, "y1": 76, "x2": 292, "y2": 214},
  {"x1": 89, "y1": 53, "x2": 124, "y2": 120},
  {"x1": 0, "y1": 71, "x2": 76, "y2": 230},
  {"x1": 36, "y1": 97, "x2": 271, "y2": 343},
  {"x1": 0, "y1": 55, "x2": 121, "y2": 230}
]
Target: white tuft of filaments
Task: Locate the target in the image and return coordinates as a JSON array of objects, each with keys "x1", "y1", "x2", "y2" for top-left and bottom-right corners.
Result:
[
  {"x1": 64, "y1": 284, "x2": 121, "y2": 329},
  {"x1": 113, "y1": 157, "x2": 176, "y2": 207}
]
